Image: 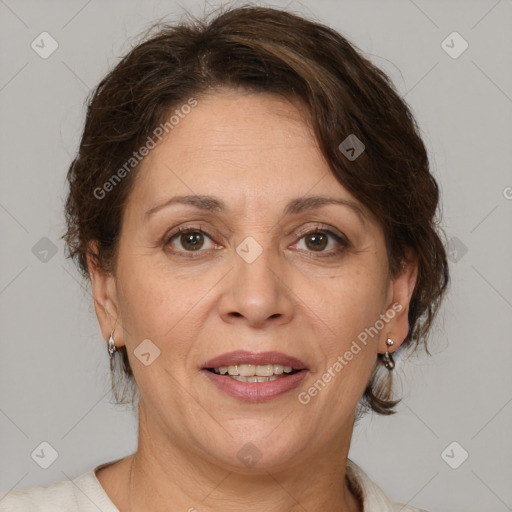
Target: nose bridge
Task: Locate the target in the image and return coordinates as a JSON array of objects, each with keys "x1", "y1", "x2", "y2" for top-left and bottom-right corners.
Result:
[
  {"x1": 235, "y1": 232, "x2": 281, "y2": 298},
  {"x1": 229, "y1": 202, "x2": 278, "y2": 270},
  {"x1": 219, "y1": 229, "x2": 294, "y2": 326}
]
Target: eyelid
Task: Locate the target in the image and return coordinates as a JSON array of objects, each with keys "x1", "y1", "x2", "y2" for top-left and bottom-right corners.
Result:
[
  {"x1": 163, "y1": 221, "x2": 350, "y2": 257},
  {"x1": 291, "y1": 222, "x2": 347, "y2": 240},
  {"x1": 164, "y1": 224, "x2": 216, "y2": 246},
  {"x1": 164, "y1": 222, "x2": 347, "y2": 242},
  {"x1": 291, "y1": 223, "x2": 350, "y2": 255}
]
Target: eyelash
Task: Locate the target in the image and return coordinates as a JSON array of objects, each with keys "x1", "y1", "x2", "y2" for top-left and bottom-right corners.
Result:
[{"x1": 164, "y1": 224, "x2": 350, "y2": 259}]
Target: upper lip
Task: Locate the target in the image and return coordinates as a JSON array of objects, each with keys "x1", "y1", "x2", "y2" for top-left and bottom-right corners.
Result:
[{"x1": 202, "y1": 350, "x2": 308, "y2": 370}]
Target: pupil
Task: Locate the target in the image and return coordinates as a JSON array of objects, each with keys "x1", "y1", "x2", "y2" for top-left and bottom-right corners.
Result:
[
  {"x1": 307, "y1": 232, "x2": 327, "y2": 251},
  {"x1": 180, "y1": 231, "x2": 327, "y2": 252},
  {"x1": 182, "y1": 232, "x2": 203, "y2": 250}
]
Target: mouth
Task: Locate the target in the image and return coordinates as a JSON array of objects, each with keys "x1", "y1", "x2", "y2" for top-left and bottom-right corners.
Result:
[
  {"x1": 201, "y1": 350, "x2": 308, "y2": 402},
  {"x1": 206, "y1": 364, "x2": 301, "y2": 382}
]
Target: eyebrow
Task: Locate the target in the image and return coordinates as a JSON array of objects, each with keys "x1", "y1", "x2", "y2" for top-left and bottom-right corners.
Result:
[{"x1": 144, "y1": 194, "x2": 368, "y2": 224}]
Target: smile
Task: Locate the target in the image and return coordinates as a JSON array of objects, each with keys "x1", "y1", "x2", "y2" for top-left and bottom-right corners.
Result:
[
  {"x1": 209, "y1": 364, "x2": 300, "y2": 383},
  {"x1": 201, "y1": 351, "x2": 308, "y2": 402}
]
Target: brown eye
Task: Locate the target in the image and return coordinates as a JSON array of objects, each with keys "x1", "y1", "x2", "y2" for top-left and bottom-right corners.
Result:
[
  {"x1": 179, "y1": 231, "x2": 205, "y2": 251},
  {"x1": 294, "y1": 226, "x2": 349, "y2": 258},
  {"x1": 304, "y1": 232, "x2": 328, "y2": 251},
  {"x1": 165, "y1": 227, "x2": 216, "y2": 257}
]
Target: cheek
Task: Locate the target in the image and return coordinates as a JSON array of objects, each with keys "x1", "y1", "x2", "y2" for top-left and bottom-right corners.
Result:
[
  {"x1": 119, "y1": 274, "x2": 200, "y2": 341},
  {"x1": 304, "y1": 276, "x2": 384, "y2": 412},
  {"x1": 311, "y1": 266, "x2": 388, "y2": 348},
  {"x1": 116, "y1": 251, "x2": 223, "y2": 371}
]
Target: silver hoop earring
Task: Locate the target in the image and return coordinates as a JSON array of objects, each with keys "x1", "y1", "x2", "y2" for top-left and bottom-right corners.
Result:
[
  {"x1": 108, "y1": 331, "x2": 117, "y2": 358},
  {"x1": 382, "y1": 338, "x2": 395, "y2": 370}
]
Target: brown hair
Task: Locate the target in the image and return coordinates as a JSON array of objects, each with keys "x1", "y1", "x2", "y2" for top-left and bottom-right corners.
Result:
[{"x1": 62, "y1": 4, "x2": 449, "y2": 415}]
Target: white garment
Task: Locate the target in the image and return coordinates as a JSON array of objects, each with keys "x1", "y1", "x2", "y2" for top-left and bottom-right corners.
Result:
[{"x1": 0, "y1": 458, "x2": 428, "y2": 511}]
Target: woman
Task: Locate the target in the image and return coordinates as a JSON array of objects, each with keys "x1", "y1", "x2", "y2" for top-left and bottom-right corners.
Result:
[{"x1": 1, "y1": 4, "x2": 448, "y2": 511}]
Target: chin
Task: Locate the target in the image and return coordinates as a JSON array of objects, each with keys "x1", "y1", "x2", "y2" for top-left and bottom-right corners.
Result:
[{"x1": 198, "y1": 429, "x2": 310, "y2": 473}]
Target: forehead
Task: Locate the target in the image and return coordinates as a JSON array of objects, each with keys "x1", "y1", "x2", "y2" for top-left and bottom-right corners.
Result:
[{"x1": 126, "y1": 90, "x2": 369, "y2": 220}]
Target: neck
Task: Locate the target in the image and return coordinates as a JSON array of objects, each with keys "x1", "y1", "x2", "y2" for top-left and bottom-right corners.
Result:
[{"x1": 120, "y1": 413, "x2": 362, "y2": 512}]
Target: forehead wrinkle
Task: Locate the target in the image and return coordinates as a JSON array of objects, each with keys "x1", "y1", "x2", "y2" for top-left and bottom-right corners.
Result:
[{"x1": 143, "y1": 194, "x2": 369, "y2": 228}]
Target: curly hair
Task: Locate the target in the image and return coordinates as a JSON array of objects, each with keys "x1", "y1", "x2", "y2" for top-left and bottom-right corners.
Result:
[{"x1": 62, "y1": 4, "x2": 449, "y2": 415}]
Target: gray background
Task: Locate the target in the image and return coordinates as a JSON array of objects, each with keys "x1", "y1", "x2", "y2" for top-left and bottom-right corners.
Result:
[{"x1": 0, "y1": 0, "x2": 511, "y2": 510}]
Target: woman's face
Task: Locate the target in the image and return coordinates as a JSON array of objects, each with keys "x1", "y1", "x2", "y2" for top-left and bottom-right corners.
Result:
[{"x1": 90, "y1": 89, "x2": 416, "y2": 471}]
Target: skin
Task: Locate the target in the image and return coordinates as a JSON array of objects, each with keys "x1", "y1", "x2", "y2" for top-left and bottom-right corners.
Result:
[{"x1": 88, "y1": 89, "x2": 418, "y2": 512}]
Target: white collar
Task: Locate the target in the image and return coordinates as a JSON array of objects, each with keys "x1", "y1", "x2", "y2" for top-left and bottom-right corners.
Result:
[{"x1": 80, "y1": 457, "x2": 424, "y2": 512}]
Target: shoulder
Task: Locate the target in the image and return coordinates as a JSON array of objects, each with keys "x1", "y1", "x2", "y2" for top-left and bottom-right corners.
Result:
[
  {"x1": 390, "y1": 503, "x2": 430, "y2": 512},
  {"x1": 346, "y1": 458, "x2": 431, "y2": 512},
  {"x1": 0, "y1": 476, "x2": 79, "y2": 512},
  {"x1": 0, "y1": 462, "x2": 120, "y2": 512}
]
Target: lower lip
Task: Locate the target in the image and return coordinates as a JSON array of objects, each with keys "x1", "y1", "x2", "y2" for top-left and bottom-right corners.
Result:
[{"x1": 202, "y1": 369, "x2": 308, "y2": 402}]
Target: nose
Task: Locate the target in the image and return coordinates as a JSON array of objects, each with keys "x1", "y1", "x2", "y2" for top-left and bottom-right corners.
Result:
[{"x1": 217, "y1": 239, "x2": 295, "y2": 329}]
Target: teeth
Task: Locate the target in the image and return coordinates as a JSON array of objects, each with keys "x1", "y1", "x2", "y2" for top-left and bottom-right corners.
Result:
[
  {"x1": 213, "y1": 363, "x2": 296, "y2": 376},
  {"x1": 230, "y1": 375, "x2": 281, "y2": 382},
  {"x1": 273, "y1": 364, "x2": 284, "y2": 374},
  {"x1": 239, "y1": 364, "x2": 256, "y2": 377},
  {"x1": 256, "y1": 364, "x2": 273, "y2": 377}
]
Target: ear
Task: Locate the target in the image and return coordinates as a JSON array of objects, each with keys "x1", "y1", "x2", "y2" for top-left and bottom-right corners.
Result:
[
  {"x1": 86, "y1": 241, "x2": 124, "y2": 349},
  {"x1": 379, "y1": 248, "x2": 418, "y2": 354}
]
